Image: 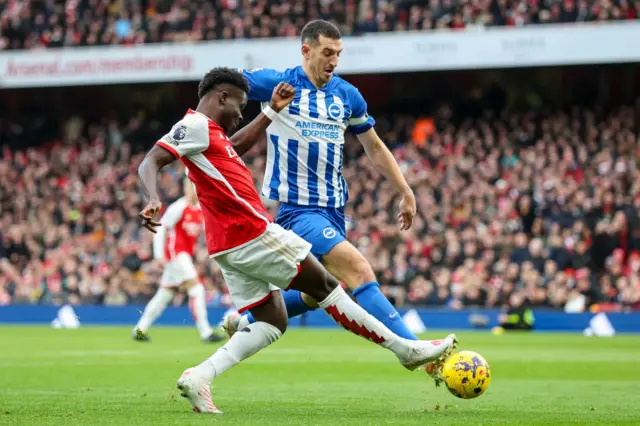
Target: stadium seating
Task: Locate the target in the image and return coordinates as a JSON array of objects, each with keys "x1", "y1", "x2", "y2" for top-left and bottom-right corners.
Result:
[
  {"x1": 1, "y1": 0, "x2": 638, "y2": 50},
  {"x1": 1, "y1": 105, "x2": 639, "y2": 311}
]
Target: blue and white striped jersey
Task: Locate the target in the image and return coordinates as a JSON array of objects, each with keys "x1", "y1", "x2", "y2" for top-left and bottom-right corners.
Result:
[{"x1": 239, "y1": 66, "x2": 375, "y2": 208}]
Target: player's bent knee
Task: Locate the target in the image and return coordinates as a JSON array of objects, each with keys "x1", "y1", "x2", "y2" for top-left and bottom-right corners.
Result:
[
  {"x1": 324, "y1": 242, "x2": 376, "y2": 288},
  {"x1": 350, "y1": 257, "x2": 375, "y2": 286},
  {"x1": 292, "y1": 255, "x2": 335, "y2": 302}
]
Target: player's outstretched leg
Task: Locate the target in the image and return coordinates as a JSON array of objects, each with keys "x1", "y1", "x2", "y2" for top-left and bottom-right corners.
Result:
[
  {"x1": 323, "y1": 241, "x2": 417, "y2": 341},
  {"x1": 292, "y1": 254, "x2": 457, "y2": 370},
  {"x1": 178, "y1": 291, "x2": 287, "y2": 414},
  {"x1": 133, "y1": 287, "x2": 175, "y2": 341},
  {"x1": 185, "y1": 281, "x2": 224, "y2": 342}
]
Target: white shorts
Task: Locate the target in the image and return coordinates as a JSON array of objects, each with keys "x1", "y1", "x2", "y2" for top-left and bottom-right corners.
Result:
[
  {"x1": 160, "y1": 252, "x2": 199, "y2": 287},
  {"x1": 214, "y1": 223, "x2": 312, "y2": 312}
]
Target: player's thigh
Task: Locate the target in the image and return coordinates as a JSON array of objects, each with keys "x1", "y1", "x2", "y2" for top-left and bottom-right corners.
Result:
[
  {"x1": 322, "y1": 240, "x2": 376, "y2": 289},
  {"x1": 280, "y1": 211, "x2": 346, "y2": 259},
  {"x1": 225, "y1": 223, "x2": 312, "y2": 290},
  {"x1": 215, "y1": 256, "x2": 276, "y2": 314}
]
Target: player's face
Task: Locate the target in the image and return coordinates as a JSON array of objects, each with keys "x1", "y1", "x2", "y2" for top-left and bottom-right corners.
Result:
[
  {"x1": 303, "y1": 35, "x2": 343, "y2": 86},
  {"x1": 220, "y1": 88, "x2": 248, "y2": 133}
]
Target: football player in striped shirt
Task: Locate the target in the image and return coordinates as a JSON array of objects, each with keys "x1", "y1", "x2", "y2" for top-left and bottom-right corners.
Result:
[{"x1": 226, "y1": 20, "x2": 447, "y2": 382}]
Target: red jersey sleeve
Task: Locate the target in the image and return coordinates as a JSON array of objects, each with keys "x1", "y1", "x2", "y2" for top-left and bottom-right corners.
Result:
[{"x1": 156, "y1": 111, "x2": 210, "y2": 159}]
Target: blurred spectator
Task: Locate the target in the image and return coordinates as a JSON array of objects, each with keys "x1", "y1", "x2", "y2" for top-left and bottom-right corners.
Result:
[
  {"x1": 497, "y1": 292, "x2": 535, "y2": 330},
  {"x1": 1, "y1": 0, "x2": 639, "y2": 51},
  {"x1": 2, "y1": 101, "x2": 640, "y2": 315}
]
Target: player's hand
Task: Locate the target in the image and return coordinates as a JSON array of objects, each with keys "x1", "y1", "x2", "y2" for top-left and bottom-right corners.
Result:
[
  {"x1": 139, "y1": 199, "x2": 162, "y2": 233},
  {"x1": 269, "y1": 82, "x2": 296, "y2": 112},
  {"x1": 398, "y1": 190, "x2": 417, "y2": 231}
]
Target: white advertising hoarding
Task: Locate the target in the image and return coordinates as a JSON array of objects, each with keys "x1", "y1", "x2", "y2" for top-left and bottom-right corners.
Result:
[{"x1": 1, "y1": 22, "x2": 639, "y2": 88}]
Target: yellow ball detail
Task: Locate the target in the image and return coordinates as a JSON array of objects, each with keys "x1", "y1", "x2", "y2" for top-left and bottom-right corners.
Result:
[{"x1": 442, "y1": 351, "x2": 491, "y2": 399}]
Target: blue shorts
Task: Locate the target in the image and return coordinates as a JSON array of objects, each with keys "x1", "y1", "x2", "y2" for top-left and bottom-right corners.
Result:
[{"x1": 275, "y1": 203, "x2": 346, "y2": 259}]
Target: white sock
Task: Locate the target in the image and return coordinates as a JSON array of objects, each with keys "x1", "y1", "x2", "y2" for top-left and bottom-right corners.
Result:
[
  {"x1": 135, "y1": 287, "x2": 174, "y2": 333},
  {"x1": 196, "y1": 321, "x2": 282, "y2": 381},
  {"x1": 318, "y1": 286, "x2": 410, "y2": 359},
  {"x1": 188, "y1": 283, "x2": 214, "y2": 339}
]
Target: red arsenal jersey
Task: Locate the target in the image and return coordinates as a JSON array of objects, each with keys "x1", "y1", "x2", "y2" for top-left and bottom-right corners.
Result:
[{"x1": 156, "y1": 110, "x2": 271, "y2": 256}]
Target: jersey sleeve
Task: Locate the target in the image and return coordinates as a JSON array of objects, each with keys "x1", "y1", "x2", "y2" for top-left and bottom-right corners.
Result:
[
  {"x1": 236, "y1": 68, "x2": 284, "y2": 102},
  {"x1": 347, "y1": 88, "x2": 376, "y2": 135},
  {"x1": 156, "y1": 113, "x2": 210, "y2": 159}
]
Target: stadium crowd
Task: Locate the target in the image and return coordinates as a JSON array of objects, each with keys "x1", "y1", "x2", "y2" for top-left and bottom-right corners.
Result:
[
  {"x1": 1, "y1": 102, "x2": 640, "y2": 312},
  {"x1": 1, "y1": 0, "x2": 639, "y2": 50}
]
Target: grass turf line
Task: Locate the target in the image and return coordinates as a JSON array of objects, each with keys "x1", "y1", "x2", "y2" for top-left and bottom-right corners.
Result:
[{"x1": 1, "y1": 327, "x2": 639, "y2": 425}]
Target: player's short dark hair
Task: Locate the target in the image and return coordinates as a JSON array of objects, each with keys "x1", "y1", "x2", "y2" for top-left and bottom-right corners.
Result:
[
  {"x1": 301, "y1": 20, "x2": 342, "y2": 45},
  {"x1": 198, "y1": 67, "x2": 250, "y2": 100}
]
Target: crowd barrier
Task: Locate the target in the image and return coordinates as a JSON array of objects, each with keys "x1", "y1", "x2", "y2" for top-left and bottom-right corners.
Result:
[{"x1": 0, "y1": 305, "x2": 638, "y2": 333}]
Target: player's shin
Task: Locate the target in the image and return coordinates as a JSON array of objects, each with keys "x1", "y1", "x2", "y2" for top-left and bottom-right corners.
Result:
[
  {"x1": 187, "y1": 283, "x2": 214, "y2": 339},
  {"x1": 318, "y1": 285, "x2": 457, "y2": 371},
  {"x1": 317, "y1": 286, "x2": 411, "y2": 359},
  {"x1": 134, "y1": 287, "x2": 174, "y2": 334},
  {"x1": 194, "y1": 321, "x2": 282, "y2": 382},
  {"x1": 353, "y1": 281, "x2": 417, "y2": 340}
]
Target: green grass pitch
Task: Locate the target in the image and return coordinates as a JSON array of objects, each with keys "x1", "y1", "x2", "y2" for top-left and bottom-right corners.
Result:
[{"x1": 1, "y1": 327, "x2": 640, "y2": 425}]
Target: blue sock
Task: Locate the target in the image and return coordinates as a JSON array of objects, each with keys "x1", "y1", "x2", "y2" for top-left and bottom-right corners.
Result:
[
  {"x1": 245, "y1": 290, "x2": 314, "y2": 324},
  {"x1": 352, "y1": 282, "x2": 418, "y2": 340}
]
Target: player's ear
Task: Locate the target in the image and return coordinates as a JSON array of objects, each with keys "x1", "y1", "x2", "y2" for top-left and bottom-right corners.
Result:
[
  {"x1": 218, "y1": 90, "x2": 229, "y2": 106},
  {"x1": 301, "y1": 44, "x2": 311, "y2": 59}
]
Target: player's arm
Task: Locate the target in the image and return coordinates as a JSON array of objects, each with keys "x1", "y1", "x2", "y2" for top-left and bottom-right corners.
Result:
[
  {"x1": 357, "y1": 128, "x2": 416, "y2": 231},
  {"x1": 231, "y1": 82, "x2": 296, "y2": 156},
  {"x1": 349, "y1": 88, "x2": 416, "y2": 230},
  {"x1": 236, "y1": 68, "x2": 285, "y2": 101},
  {"x1": 138, "y1": 115, "x2": 209, "y2": 233},
  {"x1": 138, "y1": 146, "x2": 177, "y2": 233},
  {"x1": 231, "y1": 68, "x2": 286, "y2": 156}
]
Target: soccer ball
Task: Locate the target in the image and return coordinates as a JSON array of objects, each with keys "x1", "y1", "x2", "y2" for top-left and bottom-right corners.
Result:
[{"x1": 442, "y1": 351, "x2": 491, "y2": 399}]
